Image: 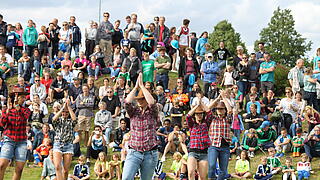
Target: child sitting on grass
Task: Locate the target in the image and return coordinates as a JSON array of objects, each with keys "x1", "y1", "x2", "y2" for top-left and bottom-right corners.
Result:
[
  {"x1": 109, "y1": 154, "x2": 121, "y2": 180},
  {"x1": 68, "y1": 155, "x2": 90, "y2": 180},
  {"x1": 242, "y1": 128, "x2": 259, "y2": 158},
  {"x1": 33, "y1": 138, "x2": 51, "y2": 167},
  {"x1": 254, "y1": 156, "x2": 273, "y2": 180},
  {"x1": 267, "y1": 147, "x2": 282, "y2": 175},
  {"x1": 292, "y1": 128, "x2": 304, "y2": 157},
  {"x1": 231, "y1": 150, "x2": 252, "y2": 179},
  {"x1": 94, "y1": 152, "x2": 109, "y2": 180},
  {"x1": 166, "y1": 152, "x2": 183, "y2": 180},
  {"x1": 297, "y1": 153, "x2": 311, "y2": 180},
  {"x1": 274, "y1": 128, "x2": 291, "y2": 157},
  {"x1": 282, "y1": 157, "x2": 296, "y2": 180}
]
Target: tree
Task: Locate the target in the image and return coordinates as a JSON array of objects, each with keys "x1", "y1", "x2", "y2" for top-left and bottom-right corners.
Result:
[
  {"x1": 208, "y1": 20, "x2": 247, "y2": 56},
  {"x1": 255, "y1": 7, "x2": 312, "y2": 67}
]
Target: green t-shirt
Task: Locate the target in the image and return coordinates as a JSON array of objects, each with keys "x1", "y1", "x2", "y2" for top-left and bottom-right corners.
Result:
[
  {"x1": 0, "y1": 62, "x2": 9, "y2": 73},
  {"x1": 118, "y1": 72, "x2": 130, "y2": 81},
  {"x1": 142, "y1": 60, "x2": 155, "y2": 82},
  {"x1": 267, "y1": 156, "x2": 281, "y2": 168},
  {"x1": 155, "y1": 56, "x2": 170, "y2": 74},
  {"x1": 170, "y1": 160, "x2": 182, "y2": 174},
  {"x1": 260, "y1": 60, "x2": 276, "y2": 82}
]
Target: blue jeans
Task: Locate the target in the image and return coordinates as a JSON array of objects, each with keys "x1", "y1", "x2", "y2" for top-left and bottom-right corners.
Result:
[
  {"x1": 110, "y1": 67, "x2": 121, "y2": 78},
  {"x1": 208, "y1": 146, "x2": 230, "y2": 180},
  {"x1": 298, "y1": 170, "x2": 310, "y2": 180},
  {"x1": 0, "y1": 136, "x2": 27, "y2": 162},
  {"x1": 237, "y1": 81, "x2": 248, "y2": 95},
  {"x1": 18, "y1": 62, "x2": 30, "y2": 77},
  {"x1": 87, "y1": 66, "x2": 100, "y2": 77},
  {"x1": 122, "y1": 149, "x2": 158, "y2": 180},
  {"x1": 34, "y1": 60, "x2": 40, "y2": 74},
  {"x1": 156, "y1": 73, "x2": 169, "y2": 90},
  {"x1": 69, "y1": 43, "x2": 80, "y2": 58},
  {"x1": 104, "y1": 127, "x2": 112, "y2": 144}
]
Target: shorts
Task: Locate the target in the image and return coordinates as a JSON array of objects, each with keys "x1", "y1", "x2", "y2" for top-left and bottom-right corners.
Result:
[
  {"x1": 188, "y1": 151, "x2": 208, "y2": 161},
  {"x1": 76, "y1": 116, "x2": 91, "y2": 131},
  {"x1": 53, "y1": 142, "x2": 74, "y2": 155},
  {"x1": 0, "y1": 136, "x2": 27, "y2": 162},
  {"x1": 260, "y1": 81, "x2": 274, "y2": 93}
]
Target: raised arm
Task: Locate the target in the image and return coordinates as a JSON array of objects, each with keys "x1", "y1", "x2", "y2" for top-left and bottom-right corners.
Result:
[
  {"x1": 207, "y1": 94, "x2": 221, "y2": 110},
  {"x1": 52, "y1": 102, "x2": 67, "y2": 121},
  {"x1": 125, "y1": 77, "x2": 139, "y2": 103},
  {"x1": 138, "y1": 73, "x2": 155, "y2": 105},
  {"x1": 67, "y1": 98, "x2": 76, "y2": 121}
]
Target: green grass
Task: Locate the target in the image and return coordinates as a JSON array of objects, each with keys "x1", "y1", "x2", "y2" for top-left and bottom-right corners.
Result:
[{"x1": 4, "y1": 72, "x2": 320, "y2": 179}]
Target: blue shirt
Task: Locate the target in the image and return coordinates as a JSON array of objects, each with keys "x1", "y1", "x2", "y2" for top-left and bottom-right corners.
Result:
[
  {"x1": 260, "y1": 61, "x2": 276, "y2": 82},
  {"x1": 120, "y1": 38, "x2": 130, "y2": 47},
  {"x1": 230, "y1": 136, "x2": 239, "y2": 149},
  {"x1": 246, "y1": 101, "x2": 261, "y2": 114},
  {"x1": 73, "y1": 164, "x2": 89, "y2": 178},
  {"x1": 313, "y1": 56, "x2": 320, "y2": 71}
]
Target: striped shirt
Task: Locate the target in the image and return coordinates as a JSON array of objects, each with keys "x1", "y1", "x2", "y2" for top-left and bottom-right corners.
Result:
[
  {"x1": 125, "y1": 102, "x2": 159, "y2": 152},
  {"x1": 0, "y1": 107, "x2": 31, "y2": 142},
  {"x1": 209, "y1": 114, "x2": 232, "y2": 147},
  {"x1": 186, "y1": 111, "x2": 213, "y2": 150}
]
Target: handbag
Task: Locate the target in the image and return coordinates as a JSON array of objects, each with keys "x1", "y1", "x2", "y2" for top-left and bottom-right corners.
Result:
[{"x1": 232, "y1": 70, "x2": 240, "y2": 81}]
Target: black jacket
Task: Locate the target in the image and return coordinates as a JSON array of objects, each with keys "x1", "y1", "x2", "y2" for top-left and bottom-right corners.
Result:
[
  {"x1": 114, "y1": 127, "x2": 130, "y2": 145},
  {"x1": 32, "y1": 131, "x2": 55, "y2": 150},
  {"x1": 0, "y1": 21, "x2": 7, "y2": 45},
  {"x1": 0, "y1": 83, "x2": 8, "y2": 98},
  {"x1": 50, "y1": 78, "x2": 69, "y2": 90},
  {"x1": 69, "y1": 23, "x2": 81, "y2": 44},
  {"x1": 178, "y1": 57, "x2": 200, "y2": 77},
  {"x1": 154, "y1": 25, "x2": 170, "y2": 46}
]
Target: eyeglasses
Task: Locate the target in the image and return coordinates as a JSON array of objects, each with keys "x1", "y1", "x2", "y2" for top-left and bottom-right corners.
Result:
[
  {"x1": 35, "y1": 80, "x2": 40, "y2": 82},
  {"x1": 285, "y1": 91, "x2": 291, "y2": 94},
  {"x1": 104, "y1": 15, "x2": 109, "y2": 18},
  {"x1": 177, "y1": 82, "x2": 183, "y2": 84}
]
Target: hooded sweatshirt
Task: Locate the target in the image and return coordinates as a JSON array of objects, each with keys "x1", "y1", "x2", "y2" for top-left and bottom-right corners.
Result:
[
  {"x1": 23, "y1": 26, "x2": 38, "y2": 46},
  {"x1": 195, "y1": 37, "x2": 208, "y2": 56}
]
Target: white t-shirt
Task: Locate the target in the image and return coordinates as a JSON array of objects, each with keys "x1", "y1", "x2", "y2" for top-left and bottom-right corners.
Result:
[
  {"x1": 59, "y1": 29, "x2": 72, "y2": 43},
  {"x1": 0, "y1": 53, "x2": 13, "y2": 64},
  {"x1": 191, "y1": 97, "x2": 210, "y2": 107},
  {"x1": 224, "y1": 72, "x2": 234, "y2": 86}
]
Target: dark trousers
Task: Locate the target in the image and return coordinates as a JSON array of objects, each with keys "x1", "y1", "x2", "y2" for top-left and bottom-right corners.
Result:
[
  {"x1": 51, "y1": 43, "x2": 59, "y2": 58},
  {"x1": 304, "y1": 91, "x2": 319, "y2": 111},
  {"x1": 304, "y1": 142, "x2": 320, "y2": 162},
  {"x1": 86, "y1": 146, "x2": 107, "y2": 159},
  {"x1": 203, "y1": 81, "x2": 211, "y2": 97},
  {"x1": 85, "y1": 39, "x2": 95, "y2": 59},
  {"x1": 282, "y1": 113, "x2": 293, "y2": 135},
  {"x1": 25, "y1": 45, "x2": 37, "y2": 57},
  {"x1": 130, "y1": 41, "x2": 142, "y2": 60},
  {"x1": 156, "y1": 73, "x2": 169, "y2": 90}
]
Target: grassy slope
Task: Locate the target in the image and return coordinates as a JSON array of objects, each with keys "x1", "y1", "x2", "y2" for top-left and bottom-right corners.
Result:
[{"x1": 3, "y1": 72, "x2": 320, "y2": 180}]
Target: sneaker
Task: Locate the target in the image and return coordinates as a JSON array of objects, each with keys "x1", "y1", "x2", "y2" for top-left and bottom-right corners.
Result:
[
  {"x1": 275, "y1": 153, "x2": 280, "y2": 157},
  {"x1": 86, "y1": 161, "x2": 90, "y2": 167}
]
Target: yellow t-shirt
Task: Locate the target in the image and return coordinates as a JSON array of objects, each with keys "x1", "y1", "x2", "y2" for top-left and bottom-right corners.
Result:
[{"x1": 235, "y1": 159, "x2": 250, "y2": 173}]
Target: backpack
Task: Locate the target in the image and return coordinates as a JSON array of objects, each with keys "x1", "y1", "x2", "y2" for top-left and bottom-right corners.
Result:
[{"x1": 6, "y1": 32, "x2": 17, "y2": 48}]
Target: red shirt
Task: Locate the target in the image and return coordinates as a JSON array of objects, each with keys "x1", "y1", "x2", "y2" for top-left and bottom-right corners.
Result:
[
  {"x1": 41, "y1": 78, "x2": 53, "y2": 94},
  {"x1": 159, "y1": 25, "x2": 165, "y2": 42},
  {"x1": 0, "y1": 107, "x2": 31, "y2": 142},
  {"x1": 209, "y1": 115, "x2": 232, "y2": 147}
]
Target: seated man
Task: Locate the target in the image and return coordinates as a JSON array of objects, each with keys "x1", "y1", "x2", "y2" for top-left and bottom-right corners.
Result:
[
  {"x1": 244, "y1": 103, "x2": 264, "y2": 129},
  {"x1": 30, "y1": 76, "x2": 46, "y2": 102},
  {"x1": 257, "y1": 121, "x2": 277, "y2": 150},
  {"x1": 157, "y1": 119, "x2": 173, "y2": 152},
  {"x1": 110, "y1": 118, "x2": 129, "y2": 151},
  {"x1": 48, "y1": 72, "x2": 69, "y2": 103},
  {"x1": 161, "y1": 124, "x2": 188, "y2": 161}
]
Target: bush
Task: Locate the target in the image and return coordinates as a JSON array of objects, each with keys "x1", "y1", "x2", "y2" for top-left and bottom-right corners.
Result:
[{"x1": 274, "y1": 64, "x2": 290, "y2": 96}]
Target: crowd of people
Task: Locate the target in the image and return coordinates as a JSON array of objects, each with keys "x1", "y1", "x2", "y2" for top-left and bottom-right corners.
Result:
[{"x1": 0, "y1": 11, "x2": 320, "y2": 180}]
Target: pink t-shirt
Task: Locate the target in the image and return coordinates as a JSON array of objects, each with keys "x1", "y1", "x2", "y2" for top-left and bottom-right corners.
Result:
[
  {"x1": 74, "y1": 58, "x2": 89, "y2": 65},
  {"x1": 15, "y1": 29, "x2": 24, "y2": 47},
  {"x1": 186, "y1": 59, "x2": 195, "y2": 74},
  {"x1": 61, "y1": 60, "x2": 73, "y2": 68}
]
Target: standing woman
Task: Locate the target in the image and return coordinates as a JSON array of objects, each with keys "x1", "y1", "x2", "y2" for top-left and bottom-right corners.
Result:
[
  {"x1": 112, "y1": 20, "x2": 123, "y2": 46},
  {"x1": 186, "y1": 97, "x2": 216, "y2": 180},
  {"x1": 178, "y1": 47, "x2": 200, "y2": 92},
  {"x1": 52, "y1": 98, "x2": 77, "y2": 180},
  {"x1": 58, "y1": 21, "x2": 72, "y2": 53},
  {"x1": 38, "y1": 25, "x2": 50, "y2": 58},
  {"x1": 84, "y1": 21, "x2": 97, "y2": 59},
  {"x1": 303, "y1": 67, "x2": 319, "y2": 111},
  {"x1": 122, "y1": 48, "x2": 141, "y2": 86},
  {"x1": 195, "y1": 31, "x2": 208, "y2": 57},
  {"x1": 15, "y1": 23, "x2": 24, "y2": 54},
  {"x1": 207, "y1": 90, "x2": 233, "y2": 180},
  {"x1": 235, "y1": 53, "x2": 250, "y2": 95},
  {"x1": 233, "y1": 45, "x2": 244, "y2": 68},
  {"x1": 167, "y1": 27, "x2": 178, "y2": 71},
  {"x1": 110, "y1": 45, "x2": 122, "y2": 79}
]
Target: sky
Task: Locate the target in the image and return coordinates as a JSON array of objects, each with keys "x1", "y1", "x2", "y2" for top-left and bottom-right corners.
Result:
[{"x1": 1, "y1": 0, "x2": 319, "y2": 59}]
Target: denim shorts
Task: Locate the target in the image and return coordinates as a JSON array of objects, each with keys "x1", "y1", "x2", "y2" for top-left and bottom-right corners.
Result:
[
  {"x1": 53, "y1": 141, "x2": 74, "y2": 154},
  {"x1": 188, "y1": 151, "x2": 208, "y2": 161},
  {"x1": 0, "y1": 136, "x2": 27, "y2": 162}
]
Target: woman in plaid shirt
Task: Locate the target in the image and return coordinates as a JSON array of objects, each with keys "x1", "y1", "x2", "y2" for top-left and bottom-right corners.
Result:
[
  {"x1": 207, "y1": 90, "x2": 233, "y2": 180},
  {"x1": 186, "y1": 97, "x2": 220, "y2": 180}
]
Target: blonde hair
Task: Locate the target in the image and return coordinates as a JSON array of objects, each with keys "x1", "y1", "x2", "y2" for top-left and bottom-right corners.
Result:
[
  {"x1": 78, "y1": 155, "x2": 86, "y2": 162},
  {"x1": 173, "y1": 152, "x2": 182, "y2": 160}
]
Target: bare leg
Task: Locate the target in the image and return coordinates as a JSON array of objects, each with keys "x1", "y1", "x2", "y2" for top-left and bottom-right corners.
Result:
[
  {"x1": 0, "y1": 158, "x2": 10, "y2": 180},
  {"x1": 53, "y1": 152, "x2": 63, "y2": 180},
  {"x1": 13, "y1": 161, "x2": 26, "y2": 180},
  {"x1": 198, "y1": 160, "x2": 208, "y2": 180},
  {"x1": 62, "y1": 154, "x2": 73, "y2": 180},
  {"x1": 187, "y1": 157, "x2": 197, "y2": 180},
  {"x1": 161, "y1": 133, "x2": 176, "y2": 161},
  {"x1": 84, "y1": 131, "x2": 89, "y2": 148}
]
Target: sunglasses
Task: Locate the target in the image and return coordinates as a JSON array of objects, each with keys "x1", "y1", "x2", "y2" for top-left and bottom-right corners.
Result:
[
  {"x1": 35, "y1": 80, "x2": 40, "y2": 82},
  {"x1": 104, "y1": 15, "x2": 109, "y2": 18},
  {"x1": 177, "y1": 82, "x2": 183, "y2": 83},
  {"x1": 106, "y1": 91, "x2": 112, "y2": 93},
  {"x1": 63, "y1": 24, "x2": 67, "y2": 26}
]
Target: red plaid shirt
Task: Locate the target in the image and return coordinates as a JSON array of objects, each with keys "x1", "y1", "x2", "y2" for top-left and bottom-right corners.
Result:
[
  {"x1": 209, "y1": 114, "x2": 232, "y2": 147},
  {"x1": 0, "y1": 107, "x2": 31, "y2": 142},
  {"x1": 125, "y1": 102, "x2": 159, "y2": 152},
  {"x1": 186, "y1": 111, "x2": 213, "y2": 150}
]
